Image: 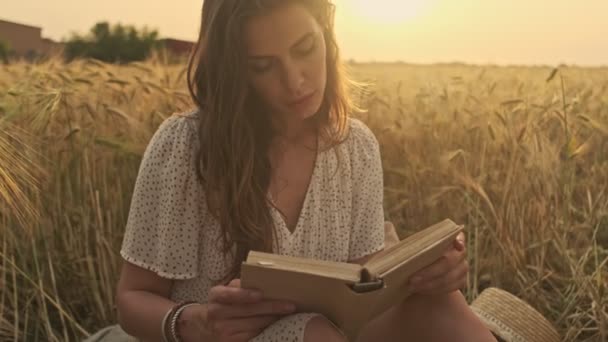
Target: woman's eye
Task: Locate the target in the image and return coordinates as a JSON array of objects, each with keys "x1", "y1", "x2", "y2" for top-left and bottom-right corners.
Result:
[
  {"x1": 249, "y1": 60, "x2": 274, "y2": 73},
  {"x1": 296, "y1": 39, "x2": 316, "y2": 56}
]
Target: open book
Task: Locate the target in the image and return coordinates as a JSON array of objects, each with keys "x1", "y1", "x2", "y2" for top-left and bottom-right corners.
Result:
[{"x1": 240, "y1": 219, "x2": 464, "y2": 340}]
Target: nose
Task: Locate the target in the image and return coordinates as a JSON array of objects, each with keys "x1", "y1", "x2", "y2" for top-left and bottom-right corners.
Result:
[{"x1": 282, "y1": 61, "x2": 305, "y2": 96}]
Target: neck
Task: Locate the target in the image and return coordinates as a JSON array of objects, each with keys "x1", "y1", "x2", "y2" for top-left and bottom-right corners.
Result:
[{"x1": 270, "y1": 114, "x2": 316, "y2": 143}]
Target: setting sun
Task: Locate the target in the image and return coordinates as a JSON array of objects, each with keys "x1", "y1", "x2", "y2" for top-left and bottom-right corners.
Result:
[{"x1": 349, "y1": 0, "x2": 433, "y2": 24}]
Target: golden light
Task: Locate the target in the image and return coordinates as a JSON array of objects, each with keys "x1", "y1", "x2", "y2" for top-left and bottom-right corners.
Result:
[{"x1": 349, "y1": 0, "x2": 433, "y2": 24}]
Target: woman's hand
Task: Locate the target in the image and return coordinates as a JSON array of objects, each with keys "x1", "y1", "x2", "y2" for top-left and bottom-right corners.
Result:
[
  {"x1": 407, "y1": 232, "x2": 468, "y2": 295},
  {"x1": 196, "y1": 279, "x2": 297, "y2": 342}
]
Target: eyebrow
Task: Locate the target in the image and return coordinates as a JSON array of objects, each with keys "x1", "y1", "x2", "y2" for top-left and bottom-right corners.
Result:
[{"x1": 248, "y1": 31, "x2": 315, "y2": 60}]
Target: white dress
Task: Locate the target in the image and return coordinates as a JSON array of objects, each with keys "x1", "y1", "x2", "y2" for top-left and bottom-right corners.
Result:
[{"x1": 119, "y1": 109, "x2": 386, "y2": 341}]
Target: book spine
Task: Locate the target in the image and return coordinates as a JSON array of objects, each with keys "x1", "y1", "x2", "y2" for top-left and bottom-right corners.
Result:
[{"x1": 351, "y1": 279, "x2": 384, "y2": 293}]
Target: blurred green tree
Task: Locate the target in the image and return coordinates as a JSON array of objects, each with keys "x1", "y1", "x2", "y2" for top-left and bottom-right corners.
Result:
[
  {"x1": 64, "y1": 22, "x2": 160, "y2": 63},
  {"x1": 0, "y1": 40, "x2": 10, "y2": 64}
]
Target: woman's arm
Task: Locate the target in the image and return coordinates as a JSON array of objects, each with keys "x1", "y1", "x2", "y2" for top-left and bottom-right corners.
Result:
[{"x1": 115, "y1": 260, "x2": 206, "y2": 342}]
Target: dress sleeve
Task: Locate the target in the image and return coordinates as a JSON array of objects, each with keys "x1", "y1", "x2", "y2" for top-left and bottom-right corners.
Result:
[
  {"x1": 347, "y1": 119, "x2": 386, "y2": 261},
  {"x1": 119, "y1": 115, "x2": 204, "y2": 280}
]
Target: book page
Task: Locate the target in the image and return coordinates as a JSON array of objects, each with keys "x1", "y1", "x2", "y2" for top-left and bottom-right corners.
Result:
[
  {"x1": 244, "y1": 251, "x2": 363, "y2": 283},
  {"x1": 363, "y1": 219, "x2": 463, "y2": 278}
]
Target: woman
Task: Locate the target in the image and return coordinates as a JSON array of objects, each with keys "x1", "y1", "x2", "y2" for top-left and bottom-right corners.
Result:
[{"x1": 115, "y1": 0, "x2": 497, "y2": 341}]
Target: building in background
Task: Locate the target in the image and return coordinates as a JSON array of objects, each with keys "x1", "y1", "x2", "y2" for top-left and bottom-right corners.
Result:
[
  {"x1": 0, "y1": 18, "x2": 195, "y2": 62},
  {"x1": 0, "y1": 19, "x2": 63, "y2": 59},
  {"x1": 158, "y1": 38, "x2": 195, "y2": 58}
]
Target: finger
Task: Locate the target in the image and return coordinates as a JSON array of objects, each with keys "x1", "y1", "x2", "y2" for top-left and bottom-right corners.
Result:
[
  {"x1": 426, "y1": 250, "x2": 466, "y2": 284},
  {"x1": 208, "y1": 285, "x2": 263, "y2": 305},
  {"x1": 415, "y1": 260, "x2": 469, "y2": 295},
  {"x1": 454, "y1": 232, "x2": 466, "y2": 251},
  {"x1": 228, "y1": 279, "x2": 241, "y2": 288},
  {"x1": 207, "y1": 300, "x2": 296, "y2": 320},
  {"x1": 418, "y1": 270, "x2": 468, "y2": 295},
  {"x1": 456, "y1": 232, "x2": 465, "y2": 244},
  {"x1": 411, "y1": 246, "x2": 466, "y2": 284},
  {"x1": 229, "y1": 278, "x2": 268, "y2": 300},
  {"x1": 414, "y1": 264, "x2": 466, "y2": 295}
]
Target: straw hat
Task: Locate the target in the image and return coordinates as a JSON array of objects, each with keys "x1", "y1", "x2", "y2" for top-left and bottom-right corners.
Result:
[{"x1": 470, "y1": 287, "x2": 561, "y2": 342}]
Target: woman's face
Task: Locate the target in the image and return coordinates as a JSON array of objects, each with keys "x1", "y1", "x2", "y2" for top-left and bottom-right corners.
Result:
[{"x1": 244, "y1": 3, "x2": 327, "y2": 123}]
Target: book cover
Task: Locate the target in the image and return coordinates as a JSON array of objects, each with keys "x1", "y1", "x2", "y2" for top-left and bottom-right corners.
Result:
[{"x1": 241, "y1": 219, "x2": 464, "y2": 339}]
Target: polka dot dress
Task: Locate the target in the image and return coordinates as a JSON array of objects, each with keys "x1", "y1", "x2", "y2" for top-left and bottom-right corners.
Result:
[{"x1": 119, "y1": 110, "x2": 386, "y2": 341}]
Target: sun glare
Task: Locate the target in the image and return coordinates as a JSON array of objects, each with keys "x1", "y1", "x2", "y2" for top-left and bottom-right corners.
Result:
[{"x1": 350, "y1": 0, "x2": 433, "y2": 24}]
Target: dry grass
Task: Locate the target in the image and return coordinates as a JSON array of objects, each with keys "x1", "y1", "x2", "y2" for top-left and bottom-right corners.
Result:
[{"x1": 0, "y1": 57, "x2": 606, "y2": 341}]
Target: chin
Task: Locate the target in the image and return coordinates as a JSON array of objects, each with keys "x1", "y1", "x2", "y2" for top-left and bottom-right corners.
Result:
[
  {"x1": 298, "y1": 106, "x2": 320, "y2": 121},
  {"x1": 290, "y1": 93, "x2": 324, "y2": 121}
]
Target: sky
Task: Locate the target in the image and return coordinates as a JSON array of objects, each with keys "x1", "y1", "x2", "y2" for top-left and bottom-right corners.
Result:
[{"x1": 2, "y1": 0, "x2": 607, "y2": 66}]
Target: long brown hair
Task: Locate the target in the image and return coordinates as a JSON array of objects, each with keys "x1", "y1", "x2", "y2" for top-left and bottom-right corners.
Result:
[{"x1": 187, "y1": 0, "x2": 356, "y2": 284}]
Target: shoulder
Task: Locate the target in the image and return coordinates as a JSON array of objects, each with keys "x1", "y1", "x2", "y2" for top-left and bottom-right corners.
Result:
[
  {"x1": 326, "y1": 117, "x2": 382, "y2": 176},
  {"x1": 143, "y1": 108, "x2": 201, "y2": 159},
  {"x1": 347, "y1": 117, "x2": 377, "y2": 140},
  {"x1": 344, "y1": 117, "x2": 380, "y2": 156},
  {"x1": 150, "y1": 109, "x2": 200, "y2": 144},
  {"x1": 158, "y1": 108, "x2": 200, "y2": 135}
]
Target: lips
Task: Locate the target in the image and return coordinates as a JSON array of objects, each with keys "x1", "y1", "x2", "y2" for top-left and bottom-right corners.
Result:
[{"x1": 288, "y1": 91, "x2": 316, "y2": 106}]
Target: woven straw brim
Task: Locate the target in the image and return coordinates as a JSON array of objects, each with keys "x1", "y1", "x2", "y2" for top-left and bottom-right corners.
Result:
[{"x1": 470, "y1": 287, "x2": 560, "y2": 342}]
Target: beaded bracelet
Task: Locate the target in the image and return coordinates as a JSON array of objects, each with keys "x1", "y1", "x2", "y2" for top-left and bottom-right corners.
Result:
[
  {"x1": 170, "y1": 301, "x2": 200, "y2": 342},
  {"x1": 162, "y1": 302, "x2": 185, "y2": 342},
  {"x1": 161, "y1": 301, "x2": 195, "y2": 342},
  {"x1": 160, "y1": 307, "x2": 174, "y2": 342}
]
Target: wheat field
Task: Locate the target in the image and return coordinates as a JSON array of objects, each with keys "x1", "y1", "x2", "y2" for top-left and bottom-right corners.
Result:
[{"x1": 0, "y1": 56, "x2": 607, "y2": 341}]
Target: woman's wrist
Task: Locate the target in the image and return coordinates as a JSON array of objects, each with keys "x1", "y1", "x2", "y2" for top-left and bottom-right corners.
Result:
[{"x1": 175, "y1": 303, "x2": 208, "y2": 342}]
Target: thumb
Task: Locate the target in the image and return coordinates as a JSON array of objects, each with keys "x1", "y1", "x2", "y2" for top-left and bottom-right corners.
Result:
[
  {"x1": 228, "y1": 278, "x2": 241, "y2": 288},
  {"x1": 454, "y1": 233, "x2": 466, "y2": 251}
]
